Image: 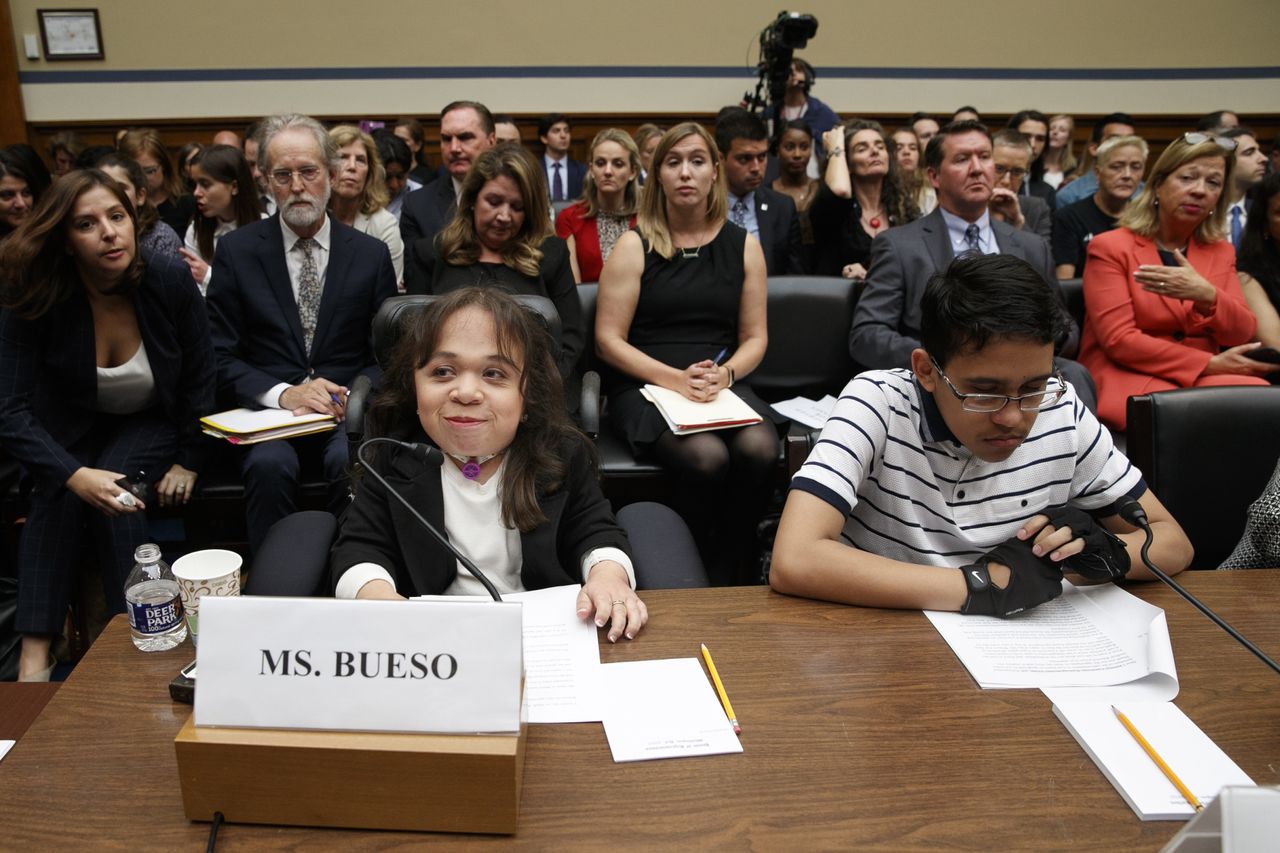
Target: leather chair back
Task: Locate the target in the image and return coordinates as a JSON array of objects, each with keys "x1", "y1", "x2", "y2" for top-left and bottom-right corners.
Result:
[
  {"x1": 371, "y1": 294, "x2": 562, "y2": 368},
  {"x1": 753, "y1": 276, "x2": 861, "y2": 402}
]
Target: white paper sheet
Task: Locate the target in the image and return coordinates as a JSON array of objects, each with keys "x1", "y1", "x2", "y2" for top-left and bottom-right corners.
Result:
[
  {"x1": 1052, "y1": 701, "x2": 1254, "y2": 820},
  {"x1": 0, "y1": 740, "x2": 14, "y2": 762},
  {"x1": 599, "y1": 658, "x2": 743, "y2": 762},
  {"x1": 770, "y1": 395, "x2": 838, "y2": 429},
  {"x1": 414, "y1": 584, "x2": 603, "y2": 723},
  {"x1": 925, "y1": 581, "x2": 1177, "y2": 699}
]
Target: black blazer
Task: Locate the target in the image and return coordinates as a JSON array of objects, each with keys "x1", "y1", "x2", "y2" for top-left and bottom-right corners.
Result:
[
  {"x1": 329, "y1": 435, "x2": 631, "y2": 595},
  {"x1": 545, "y1": 157, "x2": 587, "y2": 200},
  {"x1": 0, "y1": 254, "x2": 215, "y2": 487},
  {"x1": 205, "y1": 215, "x2": 397, "y2": 406},
  {"x1": 399, "y1": 177, "x2": 456, "y2": 268},
  {"x1": 754, "y1": 186, "x2": 805, "y2": 275}
]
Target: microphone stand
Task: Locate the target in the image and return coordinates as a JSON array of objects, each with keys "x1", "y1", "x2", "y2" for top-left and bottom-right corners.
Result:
[{"x1": 357, "y1": 437, "x2": 503, "y2": 602}]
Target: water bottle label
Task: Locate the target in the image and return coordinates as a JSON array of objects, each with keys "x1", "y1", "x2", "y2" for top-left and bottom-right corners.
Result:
[{"x1": 127, "y1": 595, "x2": 184, "y2": 635}]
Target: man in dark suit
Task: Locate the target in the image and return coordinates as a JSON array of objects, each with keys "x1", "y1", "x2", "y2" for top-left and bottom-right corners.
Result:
[
  {"x1": 714, "y1": 110, "x2": 804, "y2": 275},
  {"x1": 850, "y1": 120, "x2": 1092, "y2": 407},
  {"x1": 539, "y1": 113, "x2": 586, "y2": 202},
  {"x1": 207, "y1": 113, "x2": 397, "y2": 552},
  {"x1": 990, "y1": 129, "x2": 1052, "y2": 243},
  {"x1": 399, "y1": 101, "x2": 496, "y2": 265}
]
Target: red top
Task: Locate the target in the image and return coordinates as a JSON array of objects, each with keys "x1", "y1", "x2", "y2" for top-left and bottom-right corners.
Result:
[{"x1": 555, "y1": 202, "x2": 636, "y2": 284}]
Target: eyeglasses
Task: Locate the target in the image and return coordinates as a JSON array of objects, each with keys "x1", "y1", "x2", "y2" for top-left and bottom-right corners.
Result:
[
  {"x1": 269, "y1": 166, "x2": 325, "y2": 187},
  {"x1": 1182, "y1": 132, "x2": 1237, "y2": 151},
  {"x1": 993, "y1": 164, "x2": 1029, "y2": 181},
  {"x1": 930, "y1": 358, "x2": 1066, "y2": 413}
]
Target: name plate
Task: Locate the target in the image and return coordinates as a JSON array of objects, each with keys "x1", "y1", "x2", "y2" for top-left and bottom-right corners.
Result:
[{"x1": 193, "y1": 596, "x2": 523, "y2": 734}]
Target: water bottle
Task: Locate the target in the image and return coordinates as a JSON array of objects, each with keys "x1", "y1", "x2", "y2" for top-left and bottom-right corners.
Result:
[{"x1": 124, "y1": 543, "x2": 187, "y2": 651}]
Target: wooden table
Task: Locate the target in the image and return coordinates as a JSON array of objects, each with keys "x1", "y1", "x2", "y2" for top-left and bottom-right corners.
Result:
[{"x1": 0, "y1": 572, "x2": 1276, "y2": 851}]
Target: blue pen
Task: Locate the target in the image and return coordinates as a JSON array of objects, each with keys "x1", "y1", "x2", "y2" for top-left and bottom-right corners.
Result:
[{"x1": 712, "y1": 348, "x2": 728, "y2": 364}]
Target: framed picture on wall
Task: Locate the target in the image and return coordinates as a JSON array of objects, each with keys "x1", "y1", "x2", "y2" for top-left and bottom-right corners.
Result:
[{"x1": 38, "y1": 9, "x2": 105, "y2": 61}]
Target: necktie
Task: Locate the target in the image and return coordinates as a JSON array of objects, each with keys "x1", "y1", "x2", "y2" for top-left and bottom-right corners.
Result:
[
  {"x1": 552, "y1": 162, "x2": 563, "y2": 201},
  {"x1": 964, "y1": 223, "x2": 982, "y2": 254},
  {"x1": 732, "y1": 198, "x2": 749, "y2": 230},
  {"x1": 295, "y1": 238, "x2": 322, "y2": 355},
  {"x1": 1231, "y1": 207, "x2": 1244, "y2": 250}
]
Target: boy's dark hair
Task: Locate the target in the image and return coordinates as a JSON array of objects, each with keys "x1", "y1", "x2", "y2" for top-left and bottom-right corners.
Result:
[
  {"x1": 924, "y1": 119, "x2": 989, "y2": 171},
  {"x1": 1091, "y1": 112, "x2": 1135, "y2": 144},
  {"x1": 714, "y1": 110, "x2": 767, "y2": 155},
  {"x1": 373, "y1": 129, "x2": 412, "y2": 171},
  {"x1": 921, "y1": 254, "x2": 1067, "y2": 367},
  {"x1": 1006, "y1": 109, "x2": 1048, "y2": 130},
  {"x1": 537, "y1": 112, "x2": 570, "y2": 138},
  {"x1": 1196, "y1": 110, "x2": 1235, "y2": 131}
]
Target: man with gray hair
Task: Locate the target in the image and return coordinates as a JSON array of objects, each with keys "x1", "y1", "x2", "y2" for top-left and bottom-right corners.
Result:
[{"x1": 207, "y1": 113, "x2": 397, "y2": 552}]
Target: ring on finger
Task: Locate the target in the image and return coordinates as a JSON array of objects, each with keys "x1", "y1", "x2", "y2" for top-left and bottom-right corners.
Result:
[{"x1": 611, "y1": 600, "x2": 626, "y2": 608}]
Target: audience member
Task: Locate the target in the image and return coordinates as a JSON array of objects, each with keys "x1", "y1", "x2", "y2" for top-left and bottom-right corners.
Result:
[
  {"x1": 1196, "y1": 110, "x2": 1240, "y2": 132},
  {"x1": 556, "y1": 128, "x2": 640, "y2": 283},
  {"x1": 1271, "y1": 133, "x2": 1280, "y2": 175},
  {"x1": 493, "y1": 115, "x2": 522, "y2": 146},
  {"x1": 0, "y1": 149, "x2": 39, "y2": 244},
  {"x1": 910, "y1": 112, "x2": 940, "y2": 149},
  {"x1": 205, "y1": 113, "x2": 397, "y2": 553},
  {"x1": 715, "y1": 111, "x2": 803, "y2": 276},
  {"x1": 93, "y1": 152, "x2": 184, "y2": 260},
  {"x1": 596, "y1": 123, "x2": 779, "y2": 583},
  {"x1": 177, "y1": 142, "x2": 203, "y2": 192},
  {"x1": 181, "y1": 144, "x2": 263, "y2": 295},
  {"x1": 119, "y1": 128, "x2": 195, "y2": 236},
  {"x1": 1235, "y1": 172, "x2": 1280, "y2": 347},
  {"x1": 890, "y1": 126, "x2": 936, "y2": 215},
  {"x1": 1006, "y1": 110, "x2": 1056, "y2": 207},
  {"x1": 394, "y1": 117, "x2": 435, "y2": 185},
  {"x1": 539, "y1": 113, "x2": 585, "y2": 203},
  {"x1": 242, "y1": 121, "x2": 276, "y2": 216},
  {"x1": 4, "y1": 144, "x2": 52, "y2": 203},
  {"x1": 1052, "y1": 135, "x2": 1147, "y2": 279},
  {"x1": 48, "y1": 131, "x2": 83, "y2": 178},
  {"x1": 1042, "y1": 114, "x2": 1079, "y2": 190},
  {"x1": 405, "y1": 144, "x2": 582, "y2": 389},
  {"x1": 952, "y1": 106, "x2": 981, "y2": 122},
  {"x1": 1055, "y1": 113, "x2": 1138, "y2": 208},
  {"x1": 1221, "y1": 126, "x2": 1268, "y2": 252},
  {"x1": 771, "y1": 253, "x2": 1192, "y2": 615},
  {"x1": 990, "y1": 129, "x2": 1052, "y2": 240},
  {"x1": 72, "y1": 145, "x2": 115, "y2": 171},
  {"x1": 326, "y1": 287, "x2": 649, "y2": 639},
  {"x1": 633, "y1": 124, "x2": 663, "y2": 185},
  {"x1": 0, "y1": 169, "x2": 215, "y2": 680},
  {"x1": 212, "y1": 129, "x2": 241, "y2": 148},
  {"x1": 771, "y1": 120, "x2": 820, "y2": 265},
  {"x1": 328, "y1": 125, "x2": 405, "y2": 285},
  {"x1": 1078, "y1": 133, "x2": 1272, "y2": 430},
  {"x1": 767, "y1": 58, "x2": 840, "y2": 176},
  {"x1": 373, "y1": 130, "x2": 420, "y2": 223},
  {"x1": 400, "y1": 100, "x2": 496, "y2": 265},
  {"x1": 849, "y1": 120, "x2": 1088, "y2": 405},
  {"x1": 812, "y1": 120, "x2": 919, "y2": 280}
]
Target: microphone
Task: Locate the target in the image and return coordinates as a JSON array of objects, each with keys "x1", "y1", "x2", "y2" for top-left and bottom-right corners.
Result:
[
  {"x1": 356, "y1": 437, "x2": 503, "y2": 602},
  {"x1": 1119, "y1": 499, "x2": 1279, "y2": 676}
]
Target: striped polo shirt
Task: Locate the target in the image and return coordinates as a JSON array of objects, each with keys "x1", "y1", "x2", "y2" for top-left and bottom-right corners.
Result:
[{"x1": 792, "y1": 368, "x2": 1146, "y2": 568}]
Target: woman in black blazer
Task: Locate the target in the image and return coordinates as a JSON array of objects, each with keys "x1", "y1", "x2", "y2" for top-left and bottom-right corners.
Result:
[
  {"x1": 0, "y1": 170, "x2": 215, "y2": 680},
  {"x1": 329, "y1": 287, "x2": 647, "y2": 642}
]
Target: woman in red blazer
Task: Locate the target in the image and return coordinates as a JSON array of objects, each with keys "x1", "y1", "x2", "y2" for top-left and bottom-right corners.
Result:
[
  {"x1": 555, "y1": 128, "x2": 640, "y2": 283},
  {"x1": 1079, "y1": 132, "x2": 1274, "y2": 429}
]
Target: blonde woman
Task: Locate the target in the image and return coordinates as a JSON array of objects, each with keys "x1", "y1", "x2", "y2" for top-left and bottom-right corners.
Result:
[
  {"x1": 555, "y1": 128, "x2": 640, "y2": 283},
  {"x1": 1042, "y1": 114, "x2": 1080, "y2": 189},
  {"x1": 328, "y1": 125, "x2": 404, "y2": 284}
]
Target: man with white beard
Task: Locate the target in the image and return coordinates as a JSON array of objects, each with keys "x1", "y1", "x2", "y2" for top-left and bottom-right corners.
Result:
[{"x1": 207, "y1": 113, "x2": 397, "y2": 553}]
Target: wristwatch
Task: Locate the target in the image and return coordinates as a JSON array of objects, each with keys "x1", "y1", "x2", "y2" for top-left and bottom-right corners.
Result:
[{"x1": 961, "y1": 562, "x2": 991, "y2": 594}]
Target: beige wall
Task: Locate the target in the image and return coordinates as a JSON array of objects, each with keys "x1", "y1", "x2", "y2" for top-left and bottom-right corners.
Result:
[{"x1": 9, "y1": 0, "x2": 1280, "y2": 120}]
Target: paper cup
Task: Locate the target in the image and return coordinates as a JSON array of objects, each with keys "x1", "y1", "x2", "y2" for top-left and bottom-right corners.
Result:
[{"x1": 172, "y1": 549, "x2": 242, "y2": 646}]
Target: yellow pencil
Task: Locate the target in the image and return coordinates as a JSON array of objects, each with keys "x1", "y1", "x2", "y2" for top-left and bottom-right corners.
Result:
[
  {"x1": 700, "y1": 644, "x2": 740, "y2": 735},
  {"x1": 1111, "y1": 705, "x2": 1203, "y2": 813}
]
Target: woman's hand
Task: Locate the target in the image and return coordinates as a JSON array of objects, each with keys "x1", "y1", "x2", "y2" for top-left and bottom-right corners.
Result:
[
  {"x1": 841, "y1": 263, "x2": 867, "y2": 280},
  {"x1": 178, "y1": 248, "x2": 209, "y2": 287},
  {"x1": 821, "y1": 127, "x2": 845, "y2": 159},
  {"x1": 1204, "y1": 342, "x2": 1277, "y2": 377},
  {"x1": 578, "y1": 561, "x2": 647, "y2": 642},
  {"x1": 66, "y1": 467, "x2": 144, "y2": 517},
  {"x1": 155, "y1": 464, "x2": 198, "y2": 508},
  {"x1": 678, "y1": 359, "x2": 722, "y2": 402},
  {"x1": 1134, "y1": 250, "x2": 1217, "y2": 306}
]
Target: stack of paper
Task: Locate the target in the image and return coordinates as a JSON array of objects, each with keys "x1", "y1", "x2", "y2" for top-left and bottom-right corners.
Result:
[
  {"x1": 200, "y1": 408, "x2": 336, "y2": 445},
  {"x1": 1052, "y1": 701, "x2": 1254, "y2": 820},
  {"x1": 641, "y1": 385, "x2": 763, "y2": 435},
  {"x1": 770, "y1": 394, "x2": 838, "y2": 429}
]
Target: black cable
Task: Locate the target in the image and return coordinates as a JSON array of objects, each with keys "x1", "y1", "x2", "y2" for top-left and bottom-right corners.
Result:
[{"x1": 206, "y1": 811, "x2": 224, "y2": 852}]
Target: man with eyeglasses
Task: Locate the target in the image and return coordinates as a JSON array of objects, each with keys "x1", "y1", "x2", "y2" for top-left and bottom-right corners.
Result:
[
  {"x1": 1053, "y1": 135, "x2": 1148, "y2": 280},
  {"x1": 206, "y1": 113, "x2": 397, "y2": 553},
  {"x1": 989, "y1": 128, "x2": 1052, "y2": 241},
  {"x1": 772, "y1": 254, "x2": 1192, "y2": 617}
]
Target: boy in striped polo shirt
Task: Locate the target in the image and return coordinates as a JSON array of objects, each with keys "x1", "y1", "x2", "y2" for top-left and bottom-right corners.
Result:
[{"x1": 771, "y1": 254, "x2": 1192, "y2": 617}]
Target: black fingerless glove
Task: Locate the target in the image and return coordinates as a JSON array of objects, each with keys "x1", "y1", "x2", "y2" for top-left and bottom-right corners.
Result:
[
  {"x1": 960, "y1": 539, "x2": 1065, "y2": 618},
  {"x1": 1039, "y1": 505, "x2": 1131, "y2": 581}
]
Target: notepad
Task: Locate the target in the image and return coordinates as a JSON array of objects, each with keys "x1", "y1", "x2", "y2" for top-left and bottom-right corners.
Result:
[
  {"x1": 200, "y1": 407, "x2": 336, "y2": 444},
  {"x1": 640, "y1": 385, "x2": 763, "y2": 434},
  {"x1": 1052, "y1": 701, "x2": 1254, "y2": 820}
]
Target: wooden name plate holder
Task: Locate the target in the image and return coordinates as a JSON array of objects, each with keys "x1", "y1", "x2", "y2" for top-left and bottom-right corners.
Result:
[{"x1": 174, "y1": 715, "x2": 527, "y2": 834}]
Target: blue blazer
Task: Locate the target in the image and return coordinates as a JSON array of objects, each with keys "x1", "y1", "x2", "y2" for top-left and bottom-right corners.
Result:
[
  {"x1": 0, "y1": 254, "x2": 215, "y2": 488},
  {"x1": 205, "y1": 215, "x2": 397, "y2": 407}
]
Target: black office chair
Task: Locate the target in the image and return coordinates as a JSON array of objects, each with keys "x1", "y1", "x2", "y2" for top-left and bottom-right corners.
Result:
[
  {"x1": 1058, "y1": 277, "x2": 1084, "y2": 330},
  {"x1": 1126, "y1": 387, "x2": 1280, "y2": 568}
]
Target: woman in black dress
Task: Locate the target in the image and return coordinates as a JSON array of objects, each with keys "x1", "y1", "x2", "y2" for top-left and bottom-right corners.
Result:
[
  {"x1": 596, "y1": 122, "x2": 778, "y2": 582},
  {"x1": 404, "y1": 144, "x2": 582, "y2": 386}
]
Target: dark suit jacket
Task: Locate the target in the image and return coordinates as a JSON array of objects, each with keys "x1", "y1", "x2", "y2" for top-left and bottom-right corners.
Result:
[
  {"x1": 0, "y1": 254, "x2": 215, "y2": 487},
  {"x1": 754, "y1": 186, "x2": 805, "y2": 275},
  {"x1": 399, "y1": 177, "x2": 457, "y2": 268},
  {"x1": 545, "y1": 156, "x2": 586, "y2": 200},
  {"x1": 850, "y1": 207, "x2": 1076, "y2": 369},
  {"x1": 205, "y1": 215, "x2": 397, "y2": 407},
  {"x1": 329, "y1": 435, "x2": 631, "y2": 595},
  {"x1": 1021, "y1": 194, "x2": 1053, "y2": 243}
]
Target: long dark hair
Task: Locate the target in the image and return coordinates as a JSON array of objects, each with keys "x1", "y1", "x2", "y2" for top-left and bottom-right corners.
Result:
[
  {"x1": 190, "y1": 144, "x2": 262, "y2": 261},
  {"x1": 0, "y1": 169, "x2": 145, "y2": 320},
  {"x1": 365, "y1": 287, "x2": 587, "y2": 532},
  {"x1": 842, "y1": 119, "x2": 920, "y2": 226},
  {"x1": 1239, "y1": 172, "x2": 1280, "y2": 306}
]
